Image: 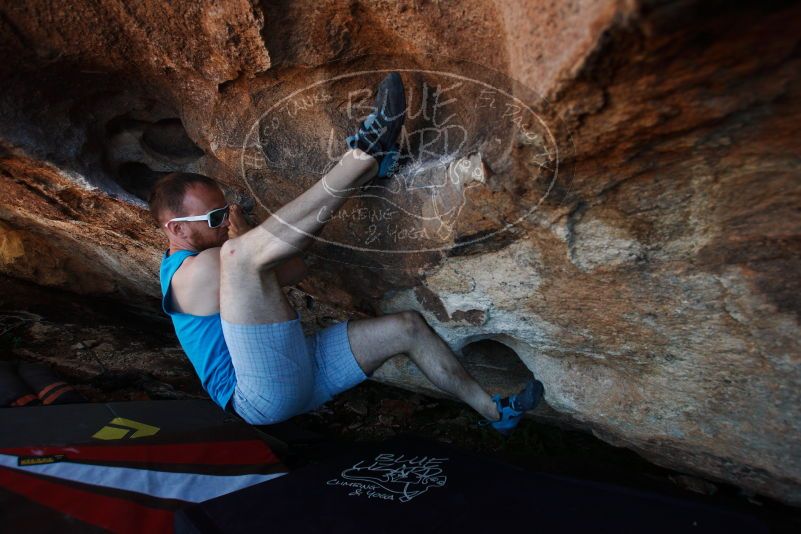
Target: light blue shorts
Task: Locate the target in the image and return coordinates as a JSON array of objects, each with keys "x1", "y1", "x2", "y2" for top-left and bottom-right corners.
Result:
[{"x1": 221, "y1": 311, "x2": 367, "y2": 425}]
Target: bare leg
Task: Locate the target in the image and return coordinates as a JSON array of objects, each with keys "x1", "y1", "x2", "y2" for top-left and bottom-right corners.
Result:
[
  {"x1": 347, "y1": 311, "x2": 500, "y2": 421},
  {"x1": 220, "y1": 149, "x2": 377, "y2": 324}
]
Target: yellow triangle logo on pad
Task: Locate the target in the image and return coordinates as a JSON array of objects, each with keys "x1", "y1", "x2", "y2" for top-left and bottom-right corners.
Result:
[{"x1": 92, "y1": 417, "x2": 160, "y2": 440}]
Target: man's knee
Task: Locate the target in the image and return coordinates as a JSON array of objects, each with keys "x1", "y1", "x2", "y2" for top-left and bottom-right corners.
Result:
[
  {"x1": 220, "y1": 234, "x2": 282, "y2": 272},
  {"x1": 220, "y1": 236, "x2": 247, "y2": 265},
  {"x1": 397, "y1": 310, "x2": 428, "y2": 340}
]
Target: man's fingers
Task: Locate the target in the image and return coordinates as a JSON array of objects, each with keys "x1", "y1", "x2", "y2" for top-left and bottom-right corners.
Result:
[{"x1": 229, "y1": 204, "x2": 254, "y2": 232}]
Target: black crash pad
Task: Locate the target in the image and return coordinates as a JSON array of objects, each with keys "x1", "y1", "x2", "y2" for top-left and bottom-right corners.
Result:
[
  {"x1": 175, "y1": 436, "x2": 767, "y2": 534},
  {"x1": 0, "y1": 399, "x2": 245, "y2": 447},
  {"x1": 0, "y1": 400, "x2": 286, "y2": 533}
]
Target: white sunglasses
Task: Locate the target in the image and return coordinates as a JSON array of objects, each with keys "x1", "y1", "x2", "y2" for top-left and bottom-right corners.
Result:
[{"x1": 166, "y1": 205, "x2": 230, "y2": 228}]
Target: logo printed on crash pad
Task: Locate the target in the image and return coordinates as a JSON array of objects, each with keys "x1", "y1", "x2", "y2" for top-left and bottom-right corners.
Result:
[
  {"x1": 326, "y1": 453, "x2": 448, "y2": 503},
  {"x1": 18, "y1": 454, "x2": 66, "y2": 466},
  {"x1": 92, "y1": 417, "x2": 160, "y2": 440}
]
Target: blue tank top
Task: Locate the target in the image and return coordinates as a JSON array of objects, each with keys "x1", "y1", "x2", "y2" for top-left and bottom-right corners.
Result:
[{"x1": 159, "y1": 249, "x2": 236, "y2": 409}]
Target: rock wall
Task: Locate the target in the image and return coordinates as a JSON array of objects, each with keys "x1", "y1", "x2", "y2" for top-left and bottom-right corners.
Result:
[{"x1": 0, "y1": 0, "x2": 799, "y2": 505}]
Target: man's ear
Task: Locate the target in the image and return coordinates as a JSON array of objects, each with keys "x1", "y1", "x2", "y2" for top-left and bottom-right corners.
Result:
[{"x1": 164, "y1": 221, "x2": 184, "y2": 238}]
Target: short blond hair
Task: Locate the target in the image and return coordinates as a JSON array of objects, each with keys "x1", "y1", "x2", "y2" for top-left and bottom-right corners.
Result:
[{"x1": 147, "y1": 172, "x2": 220, "y2": 224}]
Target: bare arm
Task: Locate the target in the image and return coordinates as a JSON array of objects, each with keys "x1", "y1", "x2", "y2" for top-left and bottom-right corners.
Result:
[{"x1": 170, "y1": 247, "x2": 222, "y2": 315}]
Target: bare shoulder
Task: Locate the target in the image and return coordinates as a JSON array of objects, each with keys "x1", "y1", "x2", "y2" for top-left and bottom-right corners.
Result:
[
  {"x1": 171, "y1": 248, "x2": 222, "y2": 315},
  {"x1": 185, "y1": 248, "x2": 222, "y2": 277}
]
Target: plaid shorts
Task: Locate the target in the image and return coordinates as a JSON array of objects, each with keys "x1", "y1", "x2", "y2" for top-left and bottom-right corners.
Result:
[{"x1": 221, "y1": 311, "x2": 367, "y2": 425}]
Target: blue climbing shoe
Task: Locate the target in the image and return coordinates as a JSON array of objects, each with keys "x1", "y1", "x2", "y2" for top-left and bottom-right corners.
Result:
[
  {"x1": 346, "y1": 72, "x2": 406, "y2": 178},
  {"x1": 486, "y1": 378, "x2": 545, "y2": 436}
]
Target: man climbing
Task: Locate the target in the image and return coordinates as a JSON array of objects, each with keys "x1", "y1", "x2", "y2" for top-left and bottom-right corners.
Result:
[{"x1": 150, "y1": 72, "x2": 544, "y2": 434}]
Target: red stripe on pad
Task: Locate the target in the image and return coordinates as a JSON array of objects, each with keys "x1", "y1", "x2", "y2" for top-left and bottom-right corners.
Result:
[
  {"x1": 11, "y1": 394, "x2": 39, "y2": 407},
  {"x1": 37, "y1": 381, "x2": 67, "y2": 399},
  {"x1": 0, "y1": 439, "x2": 279, "y2": 466},
  {"x1": 0, "y1": 466, "x2": 174, "y2": 534},
  {"x1": 42, "y1": 384, "x2": 75, "y2": 405}
]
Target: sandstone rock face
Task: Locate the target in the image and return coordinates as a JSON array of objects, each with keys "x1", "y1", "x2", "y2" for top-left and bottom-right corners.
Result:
[{"x1": 1, "y1": 0, "x2": 800, "y2": 505}]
